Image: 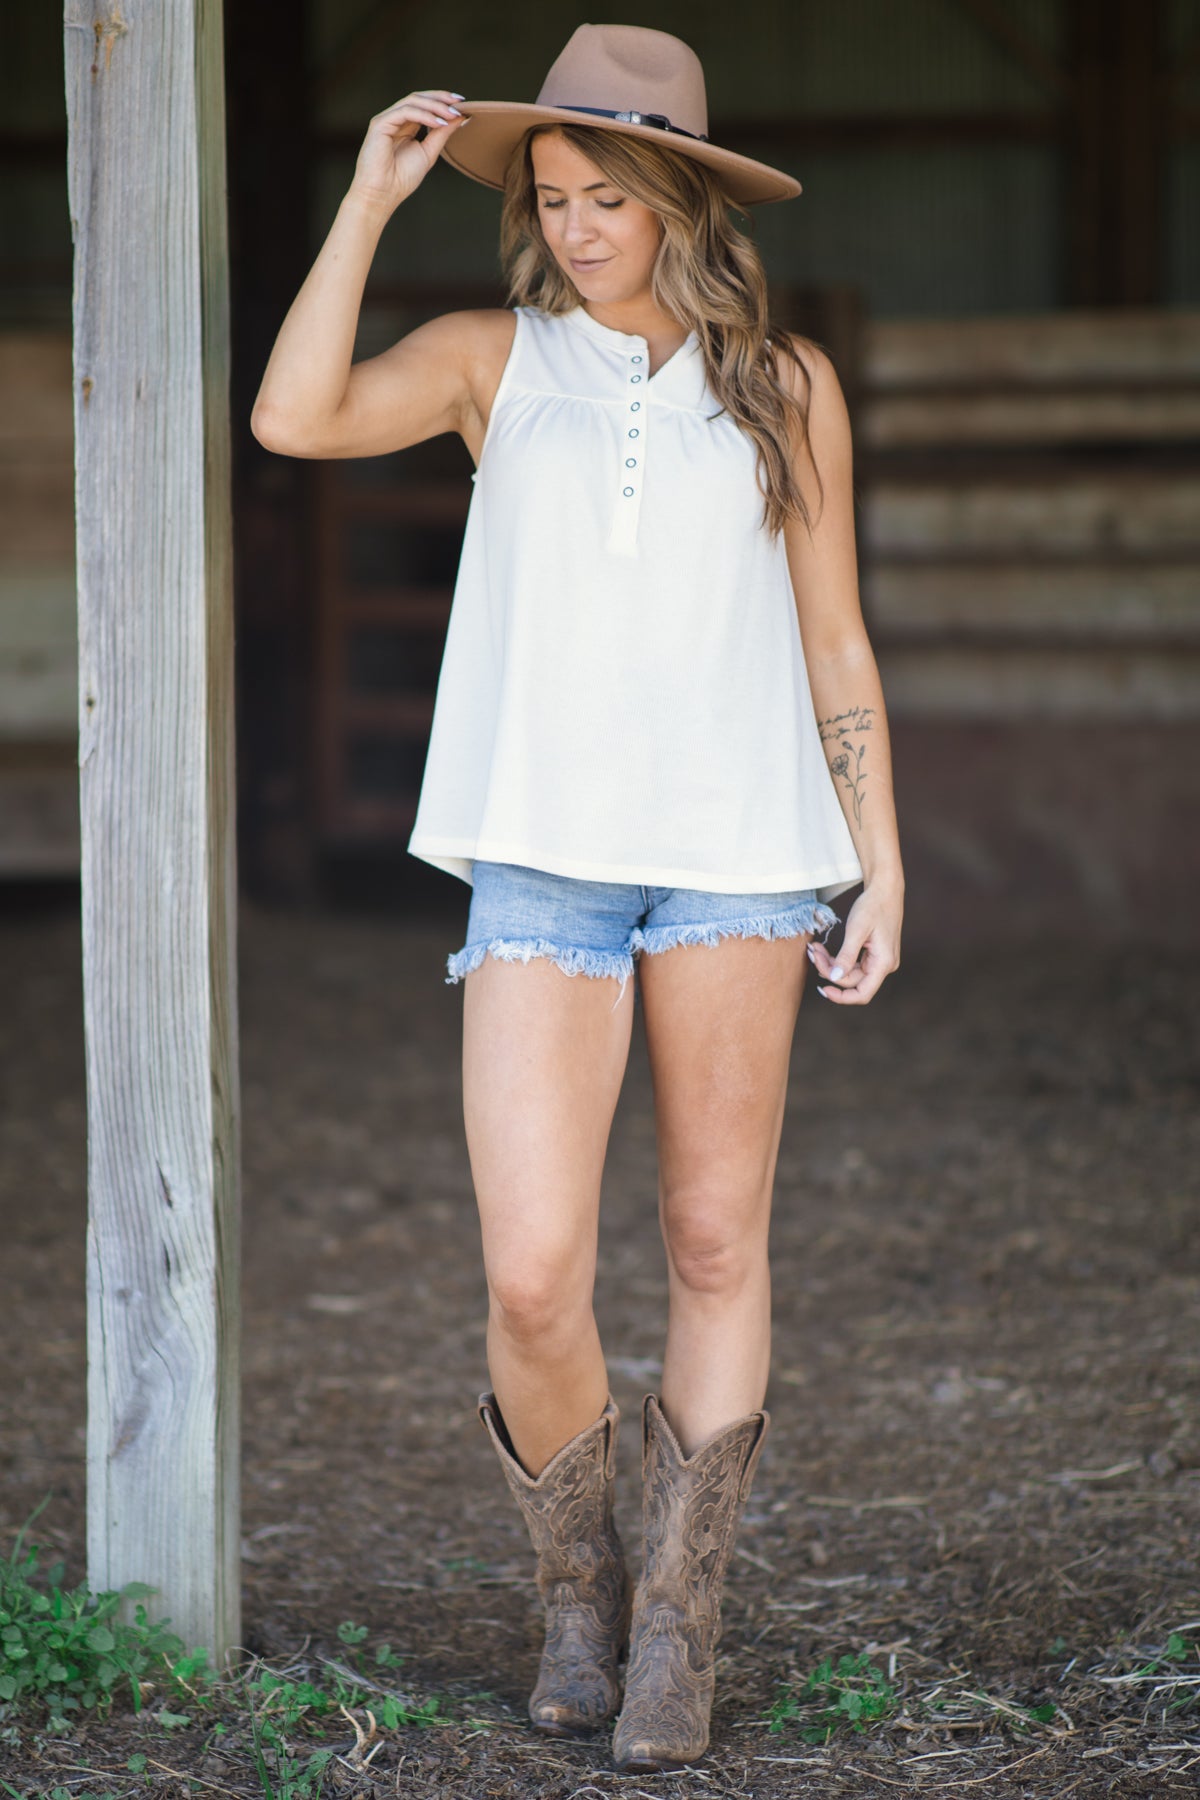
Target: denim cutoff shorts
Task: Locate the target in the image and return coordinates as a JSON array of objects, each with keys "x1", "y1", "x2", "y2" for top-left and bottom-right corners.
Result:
[{"x1": 445, "y1": 860, "x2": 841, "y2": 1005}]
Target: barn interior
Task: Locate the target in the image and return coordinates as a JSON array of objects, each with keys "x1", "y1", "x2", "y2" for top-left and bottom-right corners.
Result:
[
  {"x1": 1, "y1": 9, "x2": 1199, "y2": 1796},
  {"x1": 4, "y1": 0, "x2": 1199, "y2": 941}
]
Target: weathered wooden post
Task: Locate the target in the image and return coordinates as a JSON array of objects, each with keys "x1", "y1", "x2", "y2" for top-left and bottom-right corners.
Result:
[{"x1": 64, "y1": 0, "x2": 241, "y2": 1662}]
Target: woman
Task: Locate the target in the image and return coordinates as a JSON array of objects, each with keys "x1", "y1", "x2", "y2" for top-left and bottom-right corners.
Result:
[{"x1": 252, "y1": 24, "x2": 904, "y2": 1775}]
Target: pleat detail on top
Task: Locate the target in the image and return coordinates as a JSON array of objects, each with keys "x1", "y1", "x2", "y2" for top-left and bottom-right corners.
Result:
[{"x1": 407, "y1": 304, "x2": 864, "y2": 900}]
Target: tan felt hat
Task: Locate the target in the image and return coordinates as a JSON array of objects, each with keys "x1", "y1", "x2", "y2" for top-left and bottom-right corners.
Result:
[{"x1": 441, "y1": 23, "x2": 802, "y2": 206}]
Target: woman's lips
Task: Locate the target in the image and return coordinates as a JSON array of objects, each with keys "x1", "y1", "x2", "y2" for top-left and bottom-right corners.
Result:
[{"x1": 570, "y1": 257, "x2": 612, "y2": 271}]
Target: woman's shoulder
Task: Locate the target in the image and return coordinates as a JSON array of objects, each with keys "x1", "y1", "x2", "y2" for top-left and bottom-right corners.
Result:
[
  {"x1": 421, "y1": 308, "x2": 520, "y2": 418},
  {"x1": 426, "y1": 306, "x2": 521, "y2": 360},
  {"x1": 436, "y1": 309, "x2": 557, "y2": 463},
  {"x1": 764, "y1": 332, "x2": 854, "y2": 495},
  {"x1": 769, "y1": 329, "x2": 836, "y2": 398},
  {"x1": 770, "y1": 330, "x2": 852, "y2": 446}
]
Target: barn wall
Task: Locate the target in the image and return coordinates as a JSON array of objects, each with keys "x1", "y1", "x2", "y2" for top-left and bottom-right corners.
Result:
[
  {"x1": 2, "y1": 1, "x2": 1198, "y2": 944},
  {"x1": 314, "y1": 0, "x2": 1067, "y2": 317},
  {"x1": 1169, "y1": 0, "x2": 1200, "y2": 303}
]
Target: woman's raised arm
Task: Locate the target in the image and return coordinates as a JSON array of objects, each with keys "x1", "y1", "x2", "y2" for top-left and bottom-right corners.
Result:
[{"x1": 250, "y1": 90, "x2": 482, "y2": 461}]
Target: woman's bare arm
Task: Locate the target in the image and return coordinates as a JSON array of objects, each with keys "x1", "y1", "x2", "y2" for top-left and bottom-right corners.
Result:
[
  {"x1": 782, "y1": 339, "x2": 904, "y2": 1005},
  {"x1": 250, "y1": 89, "x2": 500, "y2": 461}
]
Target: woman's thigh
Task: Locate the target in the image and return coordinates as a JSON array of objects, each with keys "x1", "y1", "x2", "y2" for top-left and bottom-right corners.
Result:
[
  {"x1": 461, "y1": 934, "x2": 636, "y2": 1307},
  {"x1": 638, "y1": 930, "x2": 811, "y2": 1267}
]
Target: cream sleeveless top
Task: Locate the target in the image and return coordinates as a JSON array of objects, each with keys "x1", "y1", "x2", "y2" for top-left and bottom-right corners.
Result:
[{"x1": 407, "y1": 303, "x2": 864, "y2": 901}]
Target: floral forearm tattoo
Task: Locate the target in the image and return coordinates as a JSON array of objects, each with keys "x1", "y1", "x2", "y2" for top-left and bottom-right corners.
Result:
[{"x1": 818, "y1": 705, "x2": 875, "y2": 828}]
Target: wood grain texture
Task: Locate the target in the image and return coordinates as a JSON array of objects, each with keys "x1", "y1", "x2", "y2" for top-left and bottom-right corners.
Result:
[
  {"x1": 65, "y1": 0, "x2": 241, "y2": 1661},
  {"x1": 863, "y1": 310, "x2": 1200, "y2": 387}
]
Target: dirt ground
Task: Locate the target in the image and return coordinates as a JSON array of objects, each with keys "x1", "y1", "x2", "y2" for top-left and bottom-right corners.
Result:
[{"x1": 1, "y1": 883, "x2": 1198, "y2": 1798}]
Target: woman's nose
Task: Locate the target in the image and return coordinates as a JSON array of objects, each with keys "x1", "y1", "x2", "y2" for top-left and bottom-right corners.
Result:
[{"x1": 562, "y1": 206, "x2": 598, "y2": 246}]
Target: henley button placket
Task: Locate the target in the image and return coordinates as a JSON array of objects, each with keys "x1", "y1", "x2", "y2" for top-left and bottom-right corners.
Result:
[{"x1": 606, "y1": 343, "x2": 649, "y2": 557}]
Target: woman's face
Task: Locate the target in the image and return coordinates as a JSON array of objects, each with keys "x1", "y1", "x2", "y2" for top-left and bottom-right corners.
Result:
[{"x1": 530, "y1": 130, "x2": 664, "y2": 304}]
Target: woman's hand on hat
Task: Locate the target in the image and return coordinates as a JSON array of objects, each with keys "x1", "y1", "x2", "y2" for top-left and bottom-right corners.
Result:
[{"x1": 349, "y1": 91, "x2": 469, "y2": 213}]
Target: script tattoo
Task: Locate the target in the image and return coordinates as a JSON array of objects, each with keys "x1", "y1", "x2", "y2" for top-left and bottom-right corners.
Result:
[{"x1": 817, "y1": 705, "x2": 875, "y2": 828}]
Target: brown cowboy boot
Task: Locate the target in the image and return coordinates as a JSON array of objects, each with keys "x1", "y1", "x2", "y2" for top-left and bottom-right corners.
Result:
[
  {"x1": 479, "y1": 1391, "x2": 633, "y2": 1736},
  {"x1": 612, "y1": 1393, "x2": 770, "y2": 1772}
]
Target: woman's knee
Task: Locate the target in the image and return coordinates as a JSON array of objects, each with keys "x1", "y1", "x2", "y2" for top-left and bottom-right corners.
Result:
[
  {"x1": 487, "y1": 1255, "x2": 592, "y2": 1345},
  {"x1": 662, "y1": 1191, "x2": 768, "y2": 1297}
]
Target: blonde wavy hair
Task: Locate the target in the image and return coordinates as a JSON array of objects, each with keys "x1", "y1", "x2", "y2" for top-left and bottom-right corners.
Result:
[{"x1": 499, "y1": 123, "x2": 823, "y2": 539}]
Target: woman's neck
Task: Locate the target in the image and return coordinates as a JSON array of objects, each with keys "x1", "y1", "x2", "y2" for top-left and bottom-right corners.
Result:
[{"x1": 580, "y1": 298, "x2": 690, "y2": 366}]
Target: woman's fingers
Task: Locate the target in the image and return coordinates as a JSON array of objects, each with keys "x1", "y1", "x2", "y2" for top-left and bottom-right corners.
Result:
[
  {"x1": 807, "y1": 934, "x2": 898, "y2": 1004},
  {"x1": 817, "y1": 953, "x2": 890, "y2": 1005},
  {"x1": 806, "y1": 882, "x2": 903, "y2": 1008},
  {"x1": 375, "y1": 89, "x2": 466, "y2": 114},
  {"x1": 807, "y1": 934, "x2": 867, "y2": 987},
  {"x1": 375, "y1": 91, "x2": 467, "y2": 129},
  {"x1": 805, "y1": 937, "x2": 841, "y2": 978},
  {"x1": 352, "y1": 90, "x2": 470, "y2": 206},
  {"x1": 366, "y1": 94, "x2": 469, "y2": 151},
  {"x1": 391, "y1": 106, "x2": 465, "y2": 136}
]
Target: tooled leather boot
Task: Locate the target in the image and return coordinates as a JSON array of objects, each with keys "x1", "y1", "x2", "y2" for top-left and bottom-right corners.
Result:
[
  {"x1": 612, "y1": 1393, "x2": 770, "y2": 1772},
  {"x1": 479, "y1": 1391, "x2": 633, "y2": 1736}
]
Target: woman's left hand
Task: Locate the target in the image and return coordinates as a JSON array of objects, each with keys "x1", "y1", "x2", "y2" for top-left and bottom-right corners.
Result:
[{"x1": 806, "y1": 882, "x2": 903, "y2": 1006}]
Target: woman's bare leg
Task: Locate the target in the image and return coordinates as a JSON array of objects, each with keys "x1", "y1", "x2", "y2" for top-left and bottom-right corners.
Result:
[
  {"x1": 637, "y1": 934, "x2": 810, "y2": 1456},
  {"x1": 462, "y1": 957, "x2": 635, "y2": 1475}
]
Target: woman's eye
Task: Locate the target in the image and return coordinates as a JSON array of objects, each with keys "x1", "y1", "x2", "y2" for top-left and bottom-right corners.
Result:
[{"x1": 598, "y1": 199, "x2": 624, "y2": 209}]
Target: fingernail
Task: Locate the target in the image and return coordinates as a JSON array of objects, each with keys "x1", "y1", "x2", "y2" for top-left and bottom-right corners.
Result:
[
  {"x1": 451, "y1": 92, "x2": 466, "y2": 99},
  {"x1": 830, "y1": 965, "x2": 844, "y2": 980},
  {"x1": 817, "y1": 986, "x2": 830, "y2": 998}
]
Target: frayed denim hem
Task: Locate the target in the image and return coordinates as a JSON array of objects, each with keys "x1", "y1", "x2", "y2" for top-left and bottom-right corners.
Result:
[
  {"x1": 444, "y1": 904, "x2": 839, "y2": 1012},
  {"x1": 632, "y1": 899, "x2": 840, "y2": 959},
  {"x1": 445, "y1": 936, "x2": 635, "y2": 1003}
]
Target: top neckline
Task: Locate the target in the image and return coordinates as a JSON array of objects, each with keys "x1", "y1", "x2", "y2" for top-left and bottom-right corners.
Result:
[{"x1": 561, "y1": 304, "x2": 698, "y2": 381}]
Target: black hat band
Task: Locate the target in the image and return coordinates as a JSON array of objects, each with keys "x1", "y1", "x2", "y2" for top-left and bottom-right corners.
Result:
[{"x1": 560, "y1": 105, "x2": 710, "y2": 143}]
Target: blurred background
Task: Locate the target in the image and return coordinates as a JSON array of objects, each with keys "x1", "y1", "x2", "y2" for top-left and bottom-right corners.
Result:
[
  {"x1": 2, "y1": 0, "x2": 1198, "y2": 943},
  {"x1": 1, "y1": 16, "x2": 1198, "y2": 1790}
]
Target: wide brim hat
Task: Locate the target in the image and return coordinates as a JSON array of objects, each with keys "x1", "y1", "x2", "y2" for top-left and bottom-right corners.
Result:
[{"x1": 442, "y1": 24, "x2": 802, "y2": 206}]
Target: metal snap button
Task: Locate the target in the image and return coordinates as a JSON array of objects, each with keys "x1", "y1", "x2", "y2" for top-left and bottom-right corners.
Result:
[
  {"x1": 630, "y1": 375, "x2": 642, "y2": 383},
  {"x1": 623, "y1": 486, "x2": 635, "y2": 496},
  {"x1": 631, "y1": 354, "x2": 643, "y2": 363},
  {"x1": 625, "y1": 458, "x2": 637, "y2": 468},
  {"x1": 628, "y1": 428, "x2": 639, "y2": 438},
  {"x1": 630, "y1": 401, "x2": 641, "y2": 411}
]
